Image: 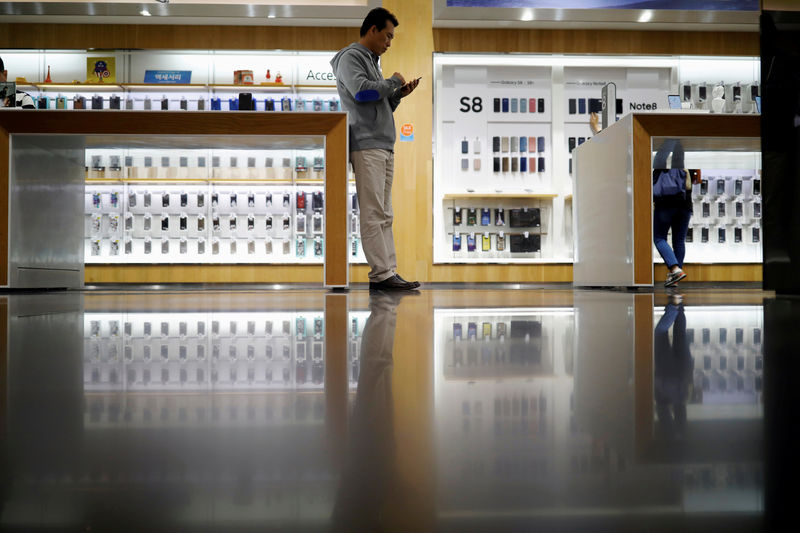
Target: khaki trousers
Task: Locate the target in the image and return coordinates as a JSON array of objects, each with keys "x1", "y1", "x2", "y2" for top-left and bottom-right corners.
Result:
[{"x1": 350, "y1": 149, "x2": 397, "y2": 282}]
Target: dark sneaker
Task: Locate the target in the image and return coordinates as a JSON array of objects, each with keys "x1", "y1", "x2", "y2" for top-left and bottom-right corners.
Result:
[
  {"x1": 665, "y1": 269, "x2": 687, "y2": 287},
  {"x1": 369, "y1": 275, "x2": 419, "y2": 291}
]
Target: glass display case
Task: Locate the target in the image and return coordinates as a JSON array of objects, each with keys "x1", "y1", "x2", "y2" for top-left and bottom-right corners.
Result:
[{"x1": 82, "y1": 135, "x2": 364, "y2": 265}]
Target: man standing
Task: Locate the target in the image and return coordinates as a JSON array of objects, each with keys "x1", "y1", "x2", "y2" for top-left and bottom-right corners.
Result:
[
  {"x1": 0, "y1": 57, "x2": 35, "y2": 109},
  {"x1": 331, "y1": 7, "x2": 421, "y2": 291}
]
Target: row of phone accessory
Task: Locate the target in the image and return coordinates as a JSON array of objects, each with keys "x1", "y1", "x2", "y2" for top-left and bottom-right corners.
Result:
[
  {"x1": 451, "y1": 232, "x2": 541, "y2": 253},
  {"x1": 492, "y1": 97, "x2": 546, "y2": 114},
  {"x1": 91, "y1": 191, "x2": 325, "y2": 211},
  {"x1": 491, "y1": 136, "x2": 546, "y2": 154},
  {"x1": 695, "y1": 178, "x2": 761, "y2": 198},
  {"x1": 685, "y1": 225, "x2": 760, "y2": 244},
  {"x1": 694, "y1": 200, "x2": 761, "y2": 220},
  {"x1": 489, "y1": 156, "x2": 546, "y2": 173},
  {"x1": 88, "y1": 212, "x2": 324, "y2": 235},
  {"x1": 452, "y1": 207, "x2": 541, "y2": 228},
  {"x1": 88, "y1": 155, "x2": 325, "y2": 172},
  {"x1": 686, "y1": 327, "x2": 761, "y2": 346},
  {"x1": 47, "y1": 94, "x2": 341, "y2": 112},
  {"x1": 89, "y1": 236, "x2": 325, "y2": 257}
]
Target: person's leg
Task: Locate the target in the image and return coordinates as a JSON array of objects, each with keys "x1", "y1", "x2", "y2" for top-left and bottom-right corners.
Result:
[
  {"x1": 670, "y1": 140, "x2": 685, "y2": 169},
  {"x1": 351, "y1": 150, "x2": 394, "y2": 283},
  {"x1": 382, "y1": 151, "x2": 397, "y2": 273},
  {"x1": 671, "y1": 209, "x2": 692, "y2": 268},
  {"x1": 654, "y1": 205, "x2": 680, "y2": 270}
]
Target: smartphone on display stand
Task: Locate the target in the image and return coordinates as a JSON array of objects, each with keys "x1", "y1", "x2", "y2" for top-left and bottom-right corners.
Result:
[
  {"x1": 493, "y1": 98, "x2": 500, "y2": 112},
  {"x1": 668, "y1": 95, "x2": 681, "y2": 109},
  {"x1": 568, "y1": 98, "x2": 577, "y2": 114},
  {"x1": 502, "y1": 98, "x2": 509, "y2": 112},
  {"x1": 538, "y1": 99, "x2": 545, "y2": 113},
  {"x1": 578, "y1": 98, "x2": 586, "y2": 114}
]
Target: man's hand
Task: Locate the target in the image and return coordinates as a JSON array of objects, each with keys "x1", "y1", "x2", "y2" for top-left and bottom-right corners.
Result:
[
  {"x1": 400, "y1": 77, "x2": 420, "y2": 97},
  {"x1": 392, "y1": 72, "x2": 406, "y2": 85}
]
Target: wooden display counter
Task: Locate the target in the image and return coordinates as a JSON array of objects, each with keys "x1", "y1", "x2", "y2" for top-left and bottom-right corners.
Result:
[{"x1": 0, "y1": 110, "x2": 349, "y2": 288}]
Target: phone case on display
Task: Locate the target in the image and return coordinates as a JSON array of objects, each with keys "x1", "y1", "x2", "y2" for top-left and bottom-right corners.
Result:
[
  {"x1": 510, "y1": 233, "x2": 541, "y2": 253},
  {"x1": 281, "y1": 97, "x2": 292, "y2": 111},
  {"x1": 700, "y1": 179, "x2": 708, "y2": 195},
  {"x1": 312, "y1": 191, "x2": 323, "y2": 210},
  {"x1": 452, "y1": 234, "x2": 461, "y2": 251},
  {"x1": 493, "y1": 98, "x2": 500, "y2": 112},
  {"x1": 482, "y1": 234, "x2": 491, "y2": 251},
  {"x1": 502, "y1": 157, "x2": 509, "y2": 172},
  {"x1": 197, "y1": 98, "x2": 205, "y2": 110},
  {"x1": 717, "y1": 179, "x2": 726, "y2": 196},
  {"x1": 734, "y1": 179, "x2": 743, "y2": 195},
  {"x1": 753, "y1": 179, "x2": 761, "y2": 195},
  {"x1": 538, "y1": 99, "x2": 545, "y2": 113},
  {"x1": 229, "y1": 215, "x2": 236, "y2": 230},
  {"x1": 528, "y1": 157, "x2": 536, "y2": 172},
  {"x1": 686, "y1": 227, "x2": 693, "y2": 242},
  {"x1": 578, "y1": 98, "x2": 586, "y2": 114},
  {"x1": 510, "y1": 137, "x2": 518, "y2": 153},
  {"x1": 754, "y1": 202, "x2": 761, "y2": 218},
  {"x1": 520, "y1": 157, "x2": 527, "y2": 172},
  {"x1": 519, "y1": 136, "x2": 528, "y2": 153},
  {"x1": 569, "y1": 98, "x2": 577, "y2": 114},
  {"x1": 453, "y1": 208, "x2": 463, "y2": 226},
  {"x1": 511, "y1": 158, "x2": 518, "y2": 172},
  {"x1": 495, "y1": 208, "x2": 505, "y2": 226},
  {"x1": 144, "y1": 192, "x2": 152, "y2": 207},
  {"x1": 467, "y1": 234, "x2": 476, "y2": 252},
  {"x1": 228, "y1": 98, "x2": 238, "y2": 110},
  {"x1": 161, "y1": 156, "x2": 170, "y2": 168},
  {"x1": 36, "y1": 96, "x2": 48, "y2": 110},
  {"x1": 752, "y1": 226, "x2": 760, "y2": 243},
  {"x1": 179, "y1": 98, "x2": 188, "y2": 110},
  {"x1": 198, "y1": 216, "x2": 205, "y2": 231},
  {"x1": 537, "y1": 137, "x2": 545, "y2": 153},
  {"x1": 568, "y1": 137, "x2": 576, "y2": 152},
  {"x1": 492, "y1": 136, "x2": 500, "y2": 152},
  {"x1": 702, "y1": 202, "x2": 710, "y2": 217},
  {"x1": 510, "y1": 98, "x2": 518, "y2": 113},
  {"x1": 467, "y1": 208, "x2": 477, "y2": 226},
  {"x1": 144, "y1": 97, "x2": 152, "y2": 110},
  {"x1": 509, "y1": 208, "x2": 541, "y2": 228},
  {"x1": 701, "y1": 227, "x2": 709, "y2": 242},
  {"x1": 239, "y1": 93, "x2": 254, "y2": 110},
  {"x1": 283, "y1": 193, "x2": 291, "y2": 207},
  {"x1": 501, "y1": 137, "x2": 509, "y2": 152},
  {"x1": 162, "y1": 193, "x2": 170, "y2": 207},
  {"x1": 502, "y1": 98, "x2": 509, "y2": 112},
  {"x1": 296, "y1": 213, "x2": 306, "y2": 233},
  {"x1": 461, "y1": 138, "x2": 469, "y2": 154},
  {"x1": 529, "y1": 98, "x2": 536, "y2": 113},
  {"x1": 212, "y1": 216, "x2": 220, "y2": 231},
  {"x1": 493, "y1": 157, "x2": 500, "y2": 172},
  {"x1": 528, "y1": 136, "x2": 536, "y2": 153},
  {"x1": 351, "y1": 193, "x2": 358, "y2": 211},
  {"x1": 519, "y1": 98, "x2": 527, "y2": 113},
  {"x1": 161, "y1": 97, "x2": 169, "y2": 110},
  {"x1": 538, "y1": 157, "x2": 545, "y2": 172},
  {"x1": 569, "y1": 158, "x2": 572, "y2": 174},
  {"x1": 718, "y1": 227, "x2": 726, "y2": 243},
  {"x1": 247, "y1": 215, "x2": 255, "y2": 231},
  {"x1": 108, "y1": 95, "x2": 120, "y2": 109},
  {"x1": 481, "y1": 208, "x2": 491, "y2": 226},
  {"x1": 91, "y1": 95, "x2": 103, "y2": 110},
  {"x1": 461, "y1": 158, "x2": 469, "y2": 170},
  {"x1": 180, "y1": 215, "x2": 188, "y2": 231},
  {"x1": 474, "y1": 159, "x2": 481, "y2": 170},
  {"x1": 264, "y1": 98, "x2": 274, "y2": 111},
  {"x1": 211, "y1": 98, "x2": 222, "y2": 110},
  {"x1": 735, "y1": 201, "x2": 743, "y2": 217},
  {"x1": 578, "y1": 137, "x2": 585, "y2": 145},
  {"x1": 229, "y1": 193, "x2": 238, "y2": 207},
  {"x1": 296, "y1": 192, "x2": 306, "y2": 209},
  {"x1": 496, "y1": 232, "x2": 505, "y2": 251},
  {"x1": 718, "y1": 202, "x2": 726, "y2": 217},
  {"x1": 350, "y1": 238, "x2": 358, "y2": 256},
  {"x1": 296, "y1": 238, "x2": 306, "y2": 257},
  {"x1": 124, "y1": 97, "x2": 134, "y2": 109},
  {"x1": 734, "y1": 226, "x2": 743, "y2": 243}
]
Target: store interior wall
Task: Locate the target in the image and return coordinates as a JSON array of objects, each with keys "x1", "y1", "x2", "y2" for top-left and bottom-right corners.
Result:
[{"x1": 0, "y1": 19, "x2": 761, "y2": 284}]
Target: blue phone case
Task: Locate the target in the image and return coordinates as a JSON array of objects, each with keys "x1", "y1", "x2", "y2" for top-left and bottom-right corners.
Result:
[
  {"x1": 519, "y1": 136, "x2": 527, "y2": 152},
  {"x1": 502, "y1": 98, "x2": 509, "y2": 112},
  {"x1": 519, "y1": 98, "x2": 527, "y2": 113},
  {"x1": 578, "y1": 98, "x2": 586, "y2": 114},
  {"x1": 510, "y1": 98, "x2": 518, "y2": 113},
  {"x1": 537, "y1": 137, "x2": 545, "y2": 153},
  {"x1": 520, "y1": 157, "x2": 527, "y2": 172}
]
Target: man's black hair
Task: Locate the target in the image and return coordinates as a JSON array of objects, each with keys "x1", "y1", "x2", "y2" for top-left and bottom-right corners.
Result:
[
  {"x1": 359, "y1": 7, "x2": 398, "y2": 37},
  {"x1": 0, "y1": 56, "x2": 4, "y2": 72}
]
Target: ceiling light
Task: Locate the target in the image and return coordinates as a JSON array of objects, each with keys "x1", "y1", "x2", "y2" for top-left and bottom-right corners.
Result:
[
  {"x1": 140, "y1": 9, "x2": 151, "y2": 16},
  {"x1": 638, "y1": 10, "x2": 652, "y2": 23}
]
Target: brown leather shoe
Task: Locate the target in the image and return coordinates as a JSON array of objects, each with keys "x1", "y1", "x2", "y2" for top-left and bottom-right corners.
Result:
[
  {"x1": 394, "y1": 274, "x2": 420, "y2": 288},
  {"x1": 369, "y1": 275, "x2": 418, "y2": 291}
]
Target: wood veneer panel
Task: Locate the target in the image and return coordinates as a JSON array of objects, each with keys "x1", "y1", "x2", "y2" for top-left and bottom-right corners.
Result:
[
  {"x1": 430, "y1": 264, "x2": 573, "y2": 282},
  {"x1": 85, "y1": 264, "x2": 324, "y2": 283},
  {"x1": 324, "y1": 115, "x2": 348, "y2": 287},
  {"x1": 668, "y1": 263, "x2": 763, "y2": 282},
  {"x1": 0, "y1": 24, "x2": 355, "y2": 51},
  {"x1": 0, "y1": 127, "x2": 8, "y2": 286},
  {"x1": 324, "y1": 293, "x2": 348, "y2": 465},
  {"x1": 636, "y1": 114, "x2": 761, "y2": 138},
  {"x1": 633, "y1": 293, "x2": 654, "y2": 461},
  {"x1": 433, "y1": 28, "x2": 759, "y2": 56},
  {"x1": 632, "y1": 117, "x2": 653, "y2": 286}
]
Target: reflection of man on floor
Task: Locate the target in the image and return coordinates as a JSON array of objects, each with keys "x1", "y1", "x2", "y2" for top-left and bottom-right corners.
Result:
[
  {"x1": 332, "y1": 292, "x2": 404, "y2": 531},
  {"x1": 654, "y1": 298, "x2": 693, "y2": 441}
]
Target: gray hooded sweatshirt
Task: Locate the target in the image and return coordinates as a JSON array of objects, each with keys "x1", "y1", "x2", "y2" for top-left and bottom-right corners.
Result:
[{"x1": 330, "y1": 43, "x2": 404, "y2": 153}]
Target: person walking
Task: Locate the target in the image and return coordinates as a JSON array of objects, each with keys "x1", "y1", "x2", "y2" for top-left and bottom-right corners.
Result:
[
  {"x1": 331, "y1": 7, "x2": 421, "y2": 291},
  {"x1": 652, "y1": 139, "x2": 695, "y2": 287}
]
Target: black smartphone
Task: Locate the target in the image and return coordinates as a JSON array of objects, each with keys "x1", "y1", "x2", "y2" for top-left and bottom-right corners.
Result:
[
  {"x1": 538, "y1": 157, "x2": 545, "y2": 172},
  {"x1": 568, "y1": 138, "x2": 576, "y2": 152},
  {"x1": 493, "y1": 157, "x2": 500, "y2": 172},
  {"x1": 568, "y1": 98, "x2": 577, "y2": 114},
  {"x1": 502, "y1": 98, "x2": 509, "y2": 112},
  {"x1": 686, "y1": 227, "x2": 693, "y2": 242},
  {"x1": 718, "y1": 227, "x2": 726, "y2": 243},
  {"x1": 578, "y1": 98, "x2": 586, "y2": 114},
  {"x1": 734, "y1": 227, "x2": 742, "y2": 243},
  {"x1": 537, "y1": 99, "x2": 545, "y2": 113},
  {"x1": 493, "y1": 98, "x2": 500, "y2": 112},
  {"x1": 569, "y1": 158, "x2": 572, "y2": 174},
  {"x1": 753, "y1": 178, "x2": 761, "y2": 195},
  {"x1": 701, "y1": 227, "x2": 709, "y2": 242},
  {"x1": 699, "y1": 86, "x2": 707, "y2": 101},
  {"x1": 492, "y1": 136, "x2": 500, "y2": 152},
  {"x1": 588, "y1": 98, "x2": 602, "y2": 113}
]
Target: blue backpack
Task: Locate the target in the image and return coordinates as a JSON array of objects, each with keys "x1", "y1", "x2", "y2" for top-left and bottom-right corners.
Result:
[{"x1": 653, "y1": 168, "x2": 687, "y2": 197}]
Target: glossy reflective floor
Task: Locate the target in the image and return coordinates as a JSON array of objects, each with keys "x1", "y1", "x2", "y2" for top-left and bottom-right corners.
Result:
[{"x1": 2, "y1": 285, "x2": 796, "y2": 532}]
